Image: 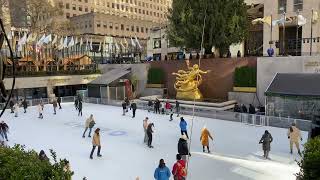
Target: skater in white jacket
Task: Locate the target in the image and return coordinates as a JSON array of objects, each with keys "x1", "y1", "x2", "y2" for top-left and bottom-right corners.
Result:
[{"x1": 38, "y1": 104, "x2": 43, "y2": 119}]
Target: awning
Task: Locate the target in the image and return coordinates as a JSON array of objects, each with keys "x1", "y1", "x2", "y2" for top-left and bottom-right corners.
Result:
[
  {"x1": 265, "y1": 73, "x2": 320, "y2": 97},
  {"x1": 89, "y1": 67, "x2": 130, "y2": 85}
]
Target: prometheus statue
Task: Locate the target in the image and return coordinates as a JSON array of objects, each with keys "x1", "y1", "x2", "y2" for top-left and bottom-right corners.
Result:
[{"x1": 172, "y1": 61, "x2": 210, "y2": 100}]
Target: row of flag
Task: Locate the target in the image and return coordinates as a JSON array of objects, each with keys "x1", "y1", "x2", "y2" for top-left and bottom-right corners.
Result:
[
  {"x1": 252, "y1": 11, "x2": 319, "y2": 27},
  {"x1": 6, "y1": 32, "x2": 142, "y2": 53}
]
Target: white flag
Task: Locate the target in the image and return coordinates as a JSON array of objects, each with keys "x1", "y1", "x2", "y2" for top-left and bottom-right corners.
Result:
[
  {"x1": 37, "y1": 34, "x2": 46, "y2": 45},
  {"x1": 18, "y1": 33, "x2": 27, "y2": 45},
  {"x1": 58, "y1": 37, "x2": 64, "y2": 50},
  {"x1": 98, "y1": 42, "x2": 102, "y2": 51},
  {"x1": 75, "y1": 37, "x2": 78, "y2": 45},
  {"x1": 297, "y1": 15, "x2": 307, "y2": 26},
  {"x1": 68, "y1": 37, "x2": 75, "y2": 47},
  {"x1": 90, "y1": 38, "x2": 93, "y2": 50},
  {"x1": 26, "y1": 33, "x2": 33, "y2": 43},
  {"x1": 85, "y1": 38, "x2": 89, "y2": 51},
  {"x1": 80, "y1": 38, "x2": 83, "y2": 46},
  {"x1": 63, "y1": 36, "x2": 68, "y2": 48},
  {"x1": 51, "y1": 35, "x2": 57, "y2": 45},
  {"x1": 131, "y1": 37, "x2": 136, "y2": 47},
  {"x1": 43, "y1": 34, "x2": 52, "y2": 44},
  {"x1": 135, "y1": 35, "x2": 142, "y2": 49}
]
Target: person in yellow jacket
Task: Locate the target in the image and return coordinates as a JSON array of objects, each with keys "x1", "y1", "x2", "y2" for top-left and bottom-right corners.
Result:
[
  {"x1": 90, "y1": 128, "x2": 102, "y2": 159},
  {"x1": 200, "y1": 126, "x2": 213, "y2": 153},
  {"x1": 287, "y1": 123, "x2": 302, "y2": 156}
]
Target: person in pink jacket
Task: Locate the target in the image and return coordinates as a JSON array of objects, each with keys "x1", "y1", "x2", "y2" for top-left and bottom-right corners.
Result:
[{"x1": 287, "y1": 123, "x2": 302, "y2": 156}]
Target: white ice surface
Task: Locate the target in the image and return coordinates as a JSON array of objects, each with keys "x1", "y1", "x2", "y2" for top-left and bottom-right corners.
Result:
[{"x1": 2, "y1": 103, "x2": 307, "y2": 180}]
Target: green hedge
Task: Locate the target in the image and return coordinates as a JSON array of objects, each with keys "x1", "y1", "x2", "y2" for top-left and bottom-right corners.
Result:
[
  {"x1": 234, "y1": 66, "x2": 256, "y2": 87},
  {"x1": 296, "y1": 136, "x2": 320, "y2": 180},
  {"x1": 0, "y1": 145, "x2": 73, "y2": 180},
  {"x1": 147, "y1": 68, "x2": 165, "y2": 84}
]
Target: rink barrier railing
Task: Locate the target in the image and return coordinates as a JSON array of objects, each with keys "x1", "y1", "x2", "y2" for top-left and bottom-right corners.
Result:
[{"x1": 0, "y1": 96, "x2": 312, "y2": 131}]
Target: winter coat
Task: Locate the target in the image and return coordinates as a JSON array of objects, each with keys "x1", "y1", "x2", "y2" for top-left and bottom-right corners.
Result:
[
  {"x1": 147, "y1": 123, "x2": 154, "y2": 134},
  {"x1": 259, "y1": 133, "x2": 273, "y2": 151},
  {"x1": 249, "y1": 105, "x2": 256, "y2": 114},
  {"x1": 287, "y1": 126, "x2": 302, "y2": 143},
  {"x1": 131, "y1": 103, "x2": 137, "y2": 110},
  {"x1": 233, "y1": 104, "x2": 241, "y2": 112},
  {"x1": 78, "y1": 102, "x2": 83, "y2": 110},
  {"x1": 92, "y1": 132, "x2": 101, "y2": 146},
  {"x1": 143, "y1": 120, "x2": 148, "y2": 130},
  {"x1": 176, "y1": 101, "x2": 180, "y2": 108},
  {"x1": 22, "y1": 100, "x2": 28, "y2": 109},
  {"x1": 178, "y1": 138, "x2": 189, "y2": 155},
  {"x1": 85, "y1": 117, "x2": 95, "y2": 128},
  {"x1": 125, "y1": 98, "x2": 130, "y2": 106},
  {"x1": 148, "y1": 100, "x2": 153, "y2": 106},
  {"x1": 165, "y1": 102, "x2": 172, "y2": 110},
  {"x1": 154, "y1": 166, "x2": 171, "y2": 180},
  {"x1": 9, "y1": 101, "x2": 14, "y2": 108},
  {"x1": 241, "y1": 105, "x2": 248, "y2": 113},
  {"x1": 38, "y1": 105, "x2": 43, "y2": 113},
  {"x1": 57, "y1": 97, "x2": 61, "y2": 103},
  {"x1": 53, "y1": 100, "x2": 57, "y2": 107},
  {"x1": 122, "y1": 102, "x2": 127, "y2": 109},
  {"x1": 179, "y1": 120, "x2": 187, "y2": 131},
  {"x1": 0, "y1": 122, "x2": 9, "y2": 133},
  {"x1": 155, "y1": 100, "x2": 160, "y2": 108},
  {"x1": 200, "y1": 128, "x2": 213, "y2": 146},
  {"x1": 172, "y1": 160, "x2": 186, "y2": 180}
]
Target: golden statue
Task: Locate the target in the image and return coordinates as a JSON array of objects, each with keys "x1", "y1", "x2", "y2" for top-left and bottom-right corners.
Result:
[{"x1": 172, "y1": 61, "x2": 210, "y2": 100}]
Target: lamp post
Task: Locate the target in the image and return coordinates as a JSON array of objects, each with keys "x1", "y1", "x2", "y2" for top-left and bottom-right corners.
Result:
[
  {"x1": 296, "y1": 10, "x2": 300, "y2": 56},
  {"x1": 280, "y1": 7, "x2": 286, "y2": 56}
]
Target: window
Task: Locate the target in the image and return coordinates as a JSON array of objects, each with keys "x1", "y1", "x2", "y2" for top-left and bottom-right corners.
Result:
[
  {"x1": 104, "y1": 22, "x2": 108, "y2": 28},
  {"x1": 136, "y1": 26, "x2": 139, "y2": 32},
  {"x1": 112, "y1": 3, "x2": 115, "y2": 8},
  {"x1": 294, "y1": 0, "x2": 303, "y2": 12},
  {"x1": 121, "y1": 5, "x2": 124, "y2": 10},
  {"x1": 73, "y1": 14, "x2": 76, "y2": 17},
  {"x1": 66, "y1": 13, "x2": 70, "y2": 18},
  {"x1": 110, "y1": 22, "x2": 113, "y2": 29},
  {"x1": 66, "y1": 3, "x2": 70, "y2": 9},
  {"x1": 121, "y1": 24, "x2": 124, "y2": 30},
  {"x1": 117, "y1": 4, "x2": 120, "y2": 9},
  {"x1": 153, "y1": 38, "x2": 161, "y2": 49},
  {"x1": 146, "y1": 28, "x2": 148, "y2": 33},
  {"x1": 131, "y1": 26, "x2": 134, "y2": 31},
  {"x1": 97, "y1": 21, "x2": 101, "y2": 28},
  {"x1": 79, "y1": 6, "x2": 83, "y2": 11},
  {"x1": 72, "y1": 4, "x2": 76, "y2": 10},
  {"x1": 278, "y1": 0, "x2": 287, "y2": 13},
  {"x1": 85, "y1": 0, "x2": 88, "y2": 2},
  {"x1": 141, "y1": 27, "x2": 144, "y2": 33},
  {"x1": 59, "y1": 2, "x2": 63, "y2": 8},
  {"x1": 107, "y1": 2, "x2": 110, "y2": 7},
  {"x1": 85, "y1": 7, "x2": 88, "y2": 12}
]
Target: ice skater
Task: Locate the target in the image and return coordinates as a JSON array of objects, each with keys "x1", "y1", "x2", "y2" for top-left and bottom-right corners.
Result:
[
  {"x1": 147, "y1": 100, "x2": 153, "y2": 112},
  {"x1": 122, "y1": 100, "x2": 127, "y2": 116},
  {"x1": 78, "y1": 101, "x2": 83, "y2": 116},
  {"x1": 154, "y1": 99, "x2": 160, "y2": 114},
  {"x1": 14, "y1": 103, "x2": 19, "y2": 117},
  {"x1": 200, "y1": 126, "x2": 213, "y2": 153},
  {"x1": 172, "y1": 154, "x2": 187, "y2": 180},
  {"x1": 154, "y1": 159, "x2": 171, "y2": 180},
  {"x1": 175, "y1": 100, "x2": 180, "y2": 117},
  {"x1": 130, "y1": 101, "x2": 137, "y2": 118},
  {"x1": 9, "y1": 100, "x2": 14, "y2": 113},
  {"x1": 83, "y1": 114, "x2": 95, "y2": 138},
  {"x1": 38, "y1": 103, "x2": 43, "y2": 119},
  {"x1": 22, "y1": 99, "x2": 28, "y2": 113},
  {"x1": 143, "y1": 117, "x2": 149, "y2": 144},
  {"x1": 90, "y1": 128, "x2": 102, "y2": 159},
  {"x1": 165, "y1": 101, "x2": 172, "y2": 115},
  {"x1": 57, "y1": 96, "x2": 62, "y2": 109},
  {"x1": 0, "y1": 121, "x2": 9, "y2": 141},
  {"x1": 161, "y1": 101, "x2": 165, "y2": 114},
  {"x1": 125, "y1": 97, "x2": 130, "y2": 112},
  {"x1": 147, "y1": 123, "x2": 154, "y2": 148},
  {"x1": 178, "y1": 134, "x2": 190, "y2": 161},
  {"x1": 179, "y1": 117, "x2": 189, "y2": 139},
  {"x1": 259, "y1": 130, "x2": 273, "y2": 159},
  {"x1": 287, "y1": 123, "x2": 302, "y2": 156},
  {"x1": 52, "y1": 98, "x2": 58, "y2": 115},
  {"x1": 74, "y1": 98, "x2": 79, "y2": 110}
]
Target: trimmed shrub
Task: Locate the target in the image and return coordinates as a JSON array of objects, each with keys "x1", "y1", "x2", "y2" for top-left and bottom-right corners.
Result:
[
  {"x1": 147, "y1": 68, "x2": 165, "y2": 84},
  {"x1": 0, "y1": 144, "x2": 73, "y2": 180},
  {"x1": 296, "y1": 136, "x2": 320, "y2": 180},
  {"x1": 234, "y1": 66, "x2": 256, "y2": 87}
]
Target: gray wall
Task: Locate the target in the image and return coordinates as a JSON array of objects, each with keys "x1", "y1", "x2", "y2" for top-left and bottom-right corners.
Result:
[
  {"x1": 257, "y1": 56, "x2": 320, "y2": 104},
  {"x1": 228, "y1": 92, "x2": 261, "y2": 107}
]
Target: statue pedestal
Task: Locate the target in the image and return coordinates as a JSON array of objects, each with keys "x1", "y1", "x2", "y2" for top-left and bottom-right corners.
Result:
[{"x1": 176, "y1": 89, "x2": 203, "y2": 101}]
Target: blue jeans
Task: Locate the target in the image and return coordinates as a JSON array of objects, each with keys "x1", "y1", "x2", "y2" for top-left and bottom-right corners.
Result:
[{"x1": 83, "y1": 127, "x2": 92, "y2": 137}]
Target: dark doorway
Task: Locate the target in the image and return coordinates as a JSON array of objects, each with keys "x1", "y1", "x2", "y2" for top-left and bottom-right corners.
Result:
[{"x1": 279, "y1": 26, "x2": 302, "y2": 56}]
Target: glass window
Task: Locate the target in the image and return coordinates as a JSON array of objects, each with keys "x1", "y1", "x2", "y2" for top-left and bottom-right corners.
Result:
[
  {"x1": 278, "y1": 0, "x2": 287, "y2": 13},
  {"x1": 294, "y1": 0, "x2": 303, "y2": 12},
  {"x1": 66, "y1": 3, "x2": 70, "y2": 9},
  {"x1": 72, "y1": 4, "x2": 76, "y2": 10},
  {"x1": 136, "y1": 26, "x2": 139, "y2": 32}
]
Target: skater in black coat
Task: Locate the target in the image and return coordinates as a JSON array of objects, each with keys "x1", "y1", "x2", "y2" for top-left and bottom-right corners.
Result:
[
  {"x1": 9, "y1": 100, "x2": 14, "y2": 113},
  {"x1": 259, "y1": 130, "x2": 273, "y2": 159},
  {"x1": 175, "y1": 100, "x2": 180, "y2": 117},
  {"x1": 22, "y1": 99, "x2": 28, "y2": 113},
  {"x1": 57, "y1": 96, "x2": 62, "y2": 109},
  {"x1": 130, "y1": 101, "x2": 137, "y2": 118},
  {"x1": 75, "y1": 98, "x2": 79, "y2": 110},
  {"x1": 154, "y1": 99, "x2": 160, "y2": 114},
  {"x1": 241, "y1": 104, "x2": 248, "y2": 113},
  {"x1": 122, "y1": 101, "x2": 127, "y2": 115},
  {"x1": 0, "y1": 121, "x2": 9, "y2": 141},
  {"x1": 78, "y1": 101, "x2": 83, "y2": 116},
  {"x1": 249, "y1": 104, "x2": 256, "y2": 114},
  {"x1": 148, "y1": 100, "x2": 153, "y2": 112},
  {"x1": 178, "y1": 135, "x2": 190, "y2": 161},
  {"x1": 147, "y1": 123, "x2": 154, "y2": 148}
]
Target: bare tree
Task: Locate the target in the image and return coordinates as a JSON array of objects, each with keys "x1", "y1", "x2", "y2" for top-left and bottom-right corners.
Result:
[{"x1": 0, "y1": 0, "x2": 11, "y2": 29}]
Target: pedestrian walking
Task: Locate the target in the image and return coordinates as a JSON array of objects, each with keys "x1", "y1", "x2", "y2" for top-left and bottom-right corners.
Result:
[
  {"x1": 122, "y1": 101, "x2": 127, "y2": 116},
  {"x1": 13, "y1": 103, "x2": 19, "y2": 117},
  {"x1": 178, "y1": 135, "x2": 190, "y2": 161},
  {"x1": 147, "y1": 123, "x2": 154, "y2": 148},
  {"x1": 287, "y1": 123, "x2": 302, "y2": 156},
  {"x1": 172, "y1": 154, "x2": 187, "y2": 180},
  {"x1": 175, "y1": 100, "x2": 180, "y2": 117},
  {"x1": 179, "y1": 117, "x2": 189, "y2": 139},
  {"x1": 90, "y1": 128, "x2": 102, "y2": 159},
  {"x1": 9, "y1": 100, "x2": 14, "y2": 113},
  {"x1": 57, "y1": 96, "x2": 62, "y2": 109},
  {"x1": 22, "y1": 99, "x2": 28, "y2": 113},
  {"x1": 38, "y1": 103, "x2": 43, "y2": 119},
  {"x1": 0, "y1": 121, "x2": 9, "y2": 141},
  {"x1": 259, "y1": 130, "x2": 273, "y2": 159},
  {"x1": 200, "y1": 126, "x2": 213, "y2": 153},
  {"x1": 130, "y1": 101, "x2": 137, "y2": 118},
  {"x1": 148, "y1": 100, "x2": 153, "y2": 113},
  {"x1": 78, "y1": 101, "x2": 83, "y2": 116},
  {"x1": 83, "y1": 114, "x2": 95, "y2": 138},
  {"x1": 74, "y1": 98, "x2": 79, "y2": 110},
  {"x1": 52, "y1": 98, "x2": 58, "y2": 115},
  {"x1": 143, "y1": 117, "x2": 149, "y2": 144},
  {"x1": 154, "y1": 159, "x2": 171, "y2": 180}
]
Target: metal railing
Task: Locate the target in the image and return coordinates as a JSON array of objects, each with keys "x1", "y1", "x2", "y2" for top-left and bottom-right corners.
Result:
[{"x1": 0, "y1": 96, "x2": 312, "y2": 131}]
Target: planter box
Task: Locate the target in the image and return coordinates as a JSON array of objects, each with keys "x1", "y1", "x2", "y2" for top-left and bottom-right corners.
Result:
[
  {"x1": 233, "y1": 87, "x2": 257, "y2": 93},
  {"x1": 146, "y1": 84, "x2": 165, "y2": 88}
]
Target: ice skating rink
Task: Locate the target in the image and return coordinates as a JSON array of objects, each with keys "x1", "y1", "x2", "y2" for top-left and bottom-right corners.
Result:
[{"x1": 3, "y1": 103, "x2": 307, "y2": 180}]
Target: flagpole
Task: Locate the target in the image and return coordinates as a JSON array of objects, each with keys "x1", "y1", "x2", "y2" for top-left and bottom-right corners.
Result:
[
  {"x1": 296, "y1": 10, "x2": 299, "y2": 56},
  {"x1": 310, "y1": 9, "x2": 314, "y2": 56},
  {"x1": 282, "y1": 10, "x2": 286, "y2": 56},
  {"x1": 270, "y1": 15, "x2": 273, "y2": 49}
]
